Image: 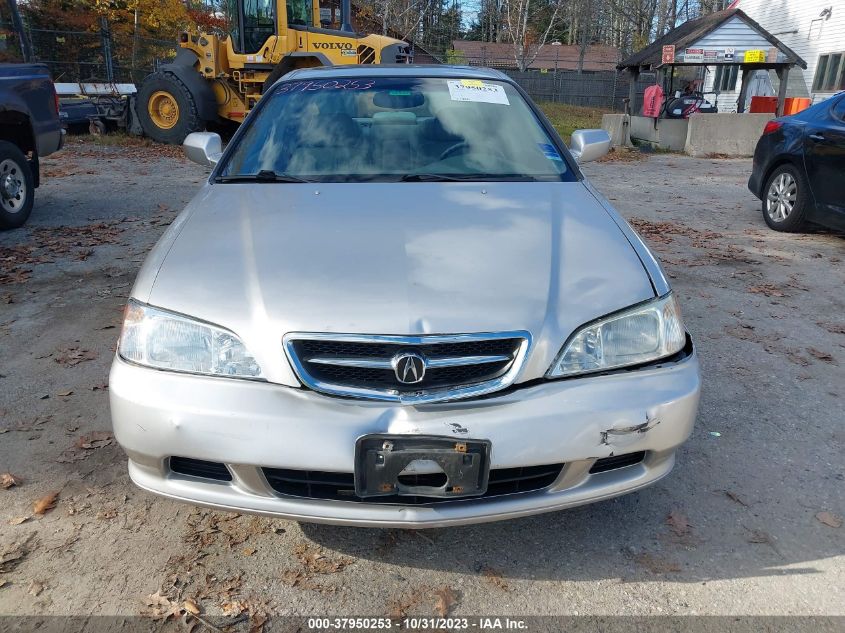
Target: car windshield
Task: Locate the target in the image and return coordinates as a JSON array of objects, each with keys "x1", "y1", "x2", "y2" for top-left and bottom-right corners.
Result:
[{"x1": 219, "y1": 77, "x2": 572, "y2": 182}]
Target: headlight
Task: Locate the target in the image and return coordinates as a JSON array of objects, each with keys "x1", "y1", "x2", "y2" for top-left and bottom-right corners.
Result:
[
  {"x1": 547, "y1": 293, "x2": 686, "y2": 378},
  {"x1": 118, "y1": 300, "x2": 262, "y2": 379}
]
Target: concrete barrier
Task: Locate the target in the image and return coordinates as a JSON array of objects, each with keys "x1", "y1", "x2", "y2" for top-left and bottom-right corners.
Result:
[
  {"x1": 618, "y1": 113, "x2": 775, "y2": 157},
  {"x1": 629, "y1": 116, "x2": 688, "y2": 151},
  {"x1": 683, "y1": 112, "x2": 774, "y2": 157},
  {"x1": 601, "y1": 113, "x2": 632, "y2": 147}
]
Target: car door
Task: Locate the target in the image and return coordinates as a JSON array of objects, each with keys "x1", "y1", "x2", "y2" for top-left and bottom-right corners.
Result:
[{"x1": 803, "y1": 94, "x2": 845, "y2": 228}]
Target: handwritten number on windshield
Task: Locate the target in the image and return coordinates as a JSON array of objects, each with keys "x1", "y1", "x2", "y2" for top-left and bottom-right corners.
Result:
[{"x1": 277, "y1": 79, "x2": 376, "y2": 94}]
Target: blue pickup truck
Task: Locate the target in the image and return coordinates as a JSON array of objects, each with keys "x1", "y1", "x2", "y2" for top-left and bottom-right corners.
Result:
[{"x1": 0, "y1": 63, "x2": 63, "y2": 229}]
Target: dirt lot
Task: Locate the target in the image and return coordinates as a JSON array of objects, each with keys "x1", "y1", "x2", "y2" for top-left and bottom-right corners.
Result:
[{"x1": 0, "y1": 139, "x2": 843, "y2": 626}]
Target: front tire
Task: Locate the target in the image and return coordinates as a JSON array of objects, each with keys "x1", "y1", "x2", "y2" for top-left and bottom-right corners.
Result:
[
  {"x1": 762, "y1": 164, "x2": 809, "y2": 232},
  {"x1": 0, "y1": 141, "x2": 35, "y2": 230},
  {"x1": 137, "y1": 71, "x2": 204, "y2": 144}
]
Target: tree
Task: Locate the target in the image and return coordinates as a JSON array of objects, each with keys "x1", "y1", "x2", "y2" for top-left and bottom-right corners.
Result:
[{"x1": 503, "y1": 0, "x2": 565, "y2": 71}]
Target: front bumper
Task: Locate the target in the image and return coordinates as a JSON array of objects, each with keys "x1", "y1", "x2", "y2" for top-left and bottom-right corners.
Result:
[{"x1": 110, "y1": 348, "x2": 700, "y2": 528}]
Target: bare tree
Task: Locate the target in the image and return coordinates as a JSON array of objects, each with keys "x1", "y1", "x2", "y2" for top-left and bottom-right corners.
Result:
[{"x1": 503, "y1": 0, "x2": 564, "y2": 71}]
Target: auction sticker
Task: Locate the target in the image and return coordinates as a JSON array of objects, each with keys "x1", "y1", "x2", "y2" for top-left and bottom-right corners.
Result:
[{"x1": 447, "y1": 79, "x2": 509, "y2": 105}]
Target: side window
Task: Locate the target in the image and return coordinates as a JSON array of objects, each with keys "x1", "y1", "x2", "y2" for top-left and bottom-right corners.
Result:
[
  {"x1": 242, "y1": 0, "x2": 275, "y2": 53},
  {"x1": 286, "y1": 0, "x2": 312, "y2": 27}
]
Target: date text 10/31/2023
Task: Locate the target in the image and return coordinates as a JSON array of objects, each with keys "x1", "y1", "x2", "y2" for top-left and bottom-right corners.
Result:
[{"x1": 306, "y1": 617, "x2": 529, "y2": 630}]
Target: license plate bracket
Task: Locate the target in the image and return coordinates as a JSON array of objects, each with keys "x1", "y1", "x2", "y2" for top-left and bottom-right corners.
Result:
[{"x1": 354, "y1": 435, "x2": 491, "y2": 499}]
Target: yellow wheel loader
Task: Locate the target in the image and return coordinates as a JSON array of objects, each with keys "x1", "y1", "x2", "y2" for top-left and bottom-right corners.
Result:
[{"x1": 137, "y1": 0, "x2": 411, "y2": 143}]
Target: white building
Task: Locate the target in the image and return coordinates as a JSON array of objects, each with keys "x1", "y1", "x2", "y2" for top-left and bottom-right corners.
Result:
[{"x1": 704, "y1": 0, "x2": 845, "y2": 111}]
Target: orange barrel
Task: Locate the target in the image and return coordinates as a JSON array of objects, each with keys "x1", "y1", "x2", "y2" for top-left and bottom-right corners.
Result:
[
  {"x1": 784, "y1": 97, "x2": 811, "y2": 114},
  {"x1": 749, "y1": 96, "x2": 778, "y2": 113}
]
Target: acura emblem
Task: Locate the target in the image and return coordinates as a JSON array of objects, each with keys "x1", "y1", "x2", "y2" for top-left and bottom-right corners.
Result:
[{"x1": 393, "y1": 352, "x2": 426, "y2": 384}]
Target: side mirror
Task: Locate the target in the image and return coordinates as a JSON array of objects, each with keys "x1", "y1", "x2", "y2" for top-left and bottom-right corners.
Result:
[
  {"x1": 569, "y1": 129, "x2": 611, "y2": 163},
  {"x1": 183, "y1": 132, "x2": 223, "y2": 168}
]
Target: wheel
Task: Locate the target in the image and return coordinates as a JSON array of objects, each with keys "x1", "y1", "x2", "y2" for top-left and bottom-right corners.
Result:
[
  {"x1": 137, "y1": 71, "x2": 204, "y2": 144},
  {"x1": 762, "y1": 164, "x2": 809, "y2": 232},
  {"x1": 0, "y1": 141, "x2": 35, "y2": 230},
  {"x1": 89, "y1": 119, "x2": 106, "y2": 136}
]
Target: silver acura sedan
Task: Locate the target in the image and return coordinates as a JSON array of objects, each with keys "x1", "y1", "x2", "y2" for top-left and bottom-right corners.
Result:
[{"x1": 110, "y1": 65, "x2": 700, "y2": 528}]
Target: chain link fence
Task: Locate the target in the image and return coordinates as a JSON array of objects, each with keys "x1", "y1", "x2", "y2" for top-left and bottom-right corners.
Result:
[
  {"x1": 457, "y1": 55, "x2": 654, "y2": 111},
  {"x1": 0, "y1": 18, "x2": 175, "y2": 84},
  {"x1": 2, "y1": 16, "x2": 652, "y2": 111}
]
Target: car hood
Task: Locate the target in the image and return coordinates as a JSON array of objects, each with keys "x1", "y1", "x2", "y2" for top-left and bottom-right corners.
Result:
[{"x1": 137, "y1": 181, "x2": 655, "y2": 385}]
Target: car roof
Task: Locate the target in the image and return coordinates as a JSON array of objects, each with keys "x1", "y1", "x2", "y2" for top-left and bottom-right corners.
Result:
[{"x1": 283, "y1": 64, "x2": 511, "y2": 82}]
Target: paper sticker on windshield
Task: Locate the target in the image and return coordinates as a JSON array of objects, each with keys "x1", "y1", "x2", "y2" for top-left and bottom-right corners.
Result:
[
  {"x1": 447, "y1": 80, "x2": 510, "y2": 105},
  {"x1": 538, "y1": 143, "x2": 563, "y2": 161}
]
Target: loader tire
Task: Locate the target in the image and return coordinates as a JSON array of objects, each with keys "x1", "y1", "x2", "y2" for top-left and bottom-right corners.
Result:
[
  {"x1": 0, "y1": 141, "x2": 35, "y2": 230},
  {"x1": 137, "y1": 71, "x2": 204, "y2": 144}
]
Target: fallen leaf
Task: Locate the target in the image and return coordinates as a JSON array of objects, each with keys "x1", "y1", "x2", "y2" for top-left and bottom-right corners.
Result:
[
  {"x1": 666, "y1": 510, "x2": 691, "y2": 537},
  {"x1": 0, "y1": 533, "x2": 36, "y2": 572},
  {"x1": 28, "y1": 580, "x2": 44, "y2": 596},
  {"x1": 1, "y1": 472, "x2": 22, "y2": 489},
  {"x1": 745, "y1": 527, "x2": 780, "y2": 555},
  {"x1": 818, "y1": 322, "x2": 845, "y2": 335},
  {"x1": 249, "y1": 610, "x2": 268, "y2": 633},
  {"x1": 142, "y1": 590, "x2": 183, "y2": 620},
  {"x1": 54, "y1": 347, "x2": 98, "y2": 367},
  {"x1": 807, "y1": 348, "x2": 835, "y2": 363},
  {"x1": 0, "y1": 580, "x2": 7, "y2": 588},
  {"x1": 56, "y1": 450, "x2": 88, "y2": 464},
  {"x1": 221, "y1": 600, "x2": 247, "y2": 616},
  {"x1": 183, "y1": 598, "x2": 201, "y2": 615},
  {"x1": 75, "y1": 431, "x2": 113, "y2": 450},
  {"x1": 786, "y1": 351, "x2": 811, "y2": 366},
  {"x1": 433, "y1": 586, "x2": 457, "y2": 617},
  {"x1": 280, "y1": 569, "x2": 308, "y2": 588},
  {"x1": 748, "y1": 284, "x2": 786, "y2": 298},
  {"x1": 33, "y1": 491, "x2": 59, "y2": 515},
  {"x1": 56, "y1": 390, "x2": 73, "y2": 397},
  {"x1": 242, "y1": 547, "x2": 256, "y2": 556},
  {"x1": 481, "y1": 566, "x2": 508, "y2": 590},
  {"x1": 292, "y1": 542, "x2": 352, "y2": 574},
  {"x1": 724, "y1": 490, "x2": 748, "y2": 507},
  {"x1": 9, "y1": 516, "x2": 30, "y2": 525},
  {"x1": 815, "y1": 511, "x2": 842, "y2": 528}
]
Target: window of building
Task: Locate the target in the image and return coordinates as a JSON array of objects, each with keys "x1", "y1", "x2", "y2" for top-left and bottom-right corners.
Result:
[
  {"x1": 713, "y1": 65, "x2": 739, "y2": 91},
  {"x1": 813, "y1": 52, "x2": 845, "y2": 92}
]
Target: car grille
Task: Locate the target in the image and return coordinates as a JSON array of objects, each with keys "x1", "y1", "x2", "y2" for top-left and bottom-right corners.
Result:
[
  {"x1": 589, "y1": 451, "x2": 646, "y2": 474},
  {"x1": 262, "y1": 463, "x2": 563, "y2": 504},
  {"x1": 170, "y1": 457, "x2": 232, "y2": 481},
  {"x1": 284, "y1": 332, "x2": 531, "y2": 403}
]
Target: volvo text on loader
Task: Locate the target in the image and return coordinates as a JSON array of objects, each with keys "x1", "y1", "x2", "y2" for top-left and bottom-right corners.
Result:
[{"x1": 137, "y1": 0, "x2": 411, "y2": 143}]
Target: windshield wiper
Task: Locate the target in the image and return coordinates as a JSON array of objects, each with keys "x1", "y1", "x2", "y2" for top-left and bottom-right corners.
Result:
[
  {"x1": 215, "y1": 170, "x2": 313, "y2": 184},
  {"x1": 400, "y1": 173, "x2": 539, "y2": 182}
]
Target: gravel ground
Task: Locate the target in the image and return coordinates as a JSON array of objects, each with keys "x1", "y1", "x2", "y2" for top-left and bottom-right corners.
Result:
[{"x1": 0, "y1": 139, "x2": 843, "y2": 625}]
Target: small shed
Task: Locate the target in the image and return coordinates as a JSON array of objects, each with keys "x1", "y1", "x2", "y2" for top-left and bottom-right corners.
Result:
[{"x1": 618, "y1": 8, "x2": 807, "y2": 116}]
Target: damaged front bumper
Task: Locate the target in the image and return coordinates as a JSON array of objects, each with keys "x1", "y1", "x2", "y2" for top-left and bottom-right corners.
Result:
[{"x1": 109, "y1": 346, "x2": 700, "y2": 528}]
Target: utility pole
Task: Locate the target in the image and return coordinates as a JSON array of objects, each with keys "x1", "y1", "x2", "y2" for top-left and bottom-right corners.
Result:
[{"x1": 5, "y1": 0, "x2": 34, "y2": 62}]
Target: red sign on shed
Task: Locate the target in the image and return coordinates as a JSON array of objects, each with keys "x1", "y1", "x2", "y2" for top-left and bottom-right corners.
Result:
[{"x1": 662, "y1": 45, "x2": 675, "y2": 65}]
